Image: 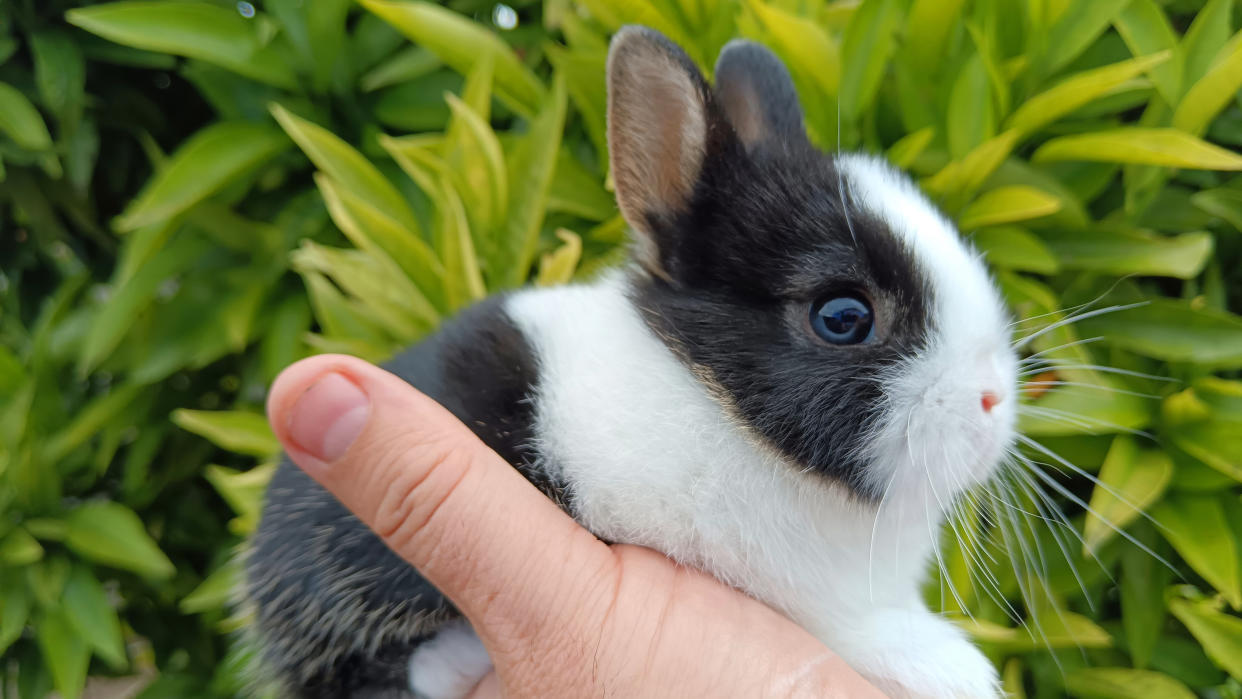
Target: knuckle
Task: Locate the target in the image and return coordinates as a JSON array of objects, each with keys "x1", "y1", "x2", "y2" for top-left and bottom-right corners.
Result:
[{"x1": 365, "y1": 430, "x2": 475, "y2": 553}]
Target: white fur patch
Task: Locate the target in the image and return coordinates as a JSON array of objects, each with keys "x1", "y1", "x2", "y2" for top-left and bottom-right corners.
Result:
[
  {"x1": 504, "y1": 271, "x2": 1000, "y2": 696},
  {"x1": 837, "y1": 154, "x2": 1018, "y2": 500},
  {"x1": 407, "y1": 619, "x2": 491, "y2": 699}
]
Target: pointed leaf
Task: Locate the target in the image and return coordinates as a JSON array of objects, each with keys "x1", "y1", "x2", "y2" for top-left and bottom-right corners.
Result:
[
  {"x1": 1039, "y1": 0, "x2": 1132, "y2": 74},
  {"x1": 270, "y1": 103, "x2": 421, "y2": 233},
  {"x1": 171, "y1": 409, "x2": 280, "y2": 457},
  {"x1": 1172, "y1": 30, "x2": 1242, "y2": 136},
  {"x1": 0, "y1": 81, "x2": 54, "y2": 151},
  {"x1": 36, "y1": 607, "x2": 89, "y2": 699},
  {"x1": 1032, "y1": 128, "x2": 1242, "y2": 170},
  {"x1": 1063, "y1": 668, "x2": 1195, "y2": 699},
  {"x1": 970, "y1": 226, "x2": 1060, "y2": 274},
  {"x1": 63, "y1": 565, "x2": 127, "y2": 670},
  {"x1": 536, "y1": 229, "x2": 583, "y2": 287},
  {"x1": 358, "y1": 0, "x2": 544, "y2": 118},
  {"x1": 1113, "y1": 0, "x2": 1182, "y2": 105},
  {"x1": 1041, "y1": 230, "x2": 1213, "y2": 279},
  {"x1": 1077, "y1": 299, "x2": 1242, "y2": 367},
  {"x1": 1170, "y1": 597, "x2": 1242, "y2": 680},
  {"x1": 501, "y1": 76, "x2": 569, "y2": 287},
  {"x1": 115, "y1": 122, "x2": 289, "y2": 231},
  {"x1": 1083, "y1": 437, "x2": 1173, "y2": 552},
  {"x1": 1151, "y1": 495, "x2": 1242, "y2": 608},
  {"x1": 1005, "y1": 51, "x2": 1171, "y2": 135},
  {"x1": 67, "y1": 2, "x2": 297, "y2": 88},
  {"x1": 0, "y1": 528, "x2": 44, "y2": 566},
  {"x1": 64, "y1": 502, "x2": 175, "y2": 580},
  {"x1": 203, "y1": 462, "x2": 277, "y2": 526},
  {"x1": 839, "y1": 0, "x2": 902, "y2": 122},
  {"x1": 315, "y1": 173, "x2": 445, "y2": 312},
  {"x1": 959, "y1": 186, "x2": 1061, "y2": 229}
]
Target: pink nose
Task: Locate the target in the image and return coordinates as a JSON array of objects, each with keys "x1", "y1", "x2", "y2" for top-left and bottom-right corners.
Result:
[{"x1": 981, "y1": 391, "x2": 1001, "y2": 413}]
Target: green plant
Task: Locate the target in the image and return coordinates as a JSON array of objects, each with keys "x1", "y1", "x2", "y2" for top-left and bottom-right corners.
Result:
[{"x1": 3, "y1": 0, "x2": 1242, "y2": 697}]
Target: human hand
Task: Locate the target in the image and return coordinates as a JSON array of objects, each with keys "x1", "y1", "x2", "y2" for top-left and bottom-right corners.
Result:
[{"x1": 266, "y1": 354, "x2": 885, "y2": 698}]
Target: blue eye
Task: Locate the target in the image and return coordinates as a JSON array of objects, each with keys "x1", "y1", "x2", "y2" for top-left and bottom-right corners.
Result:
[{"x1": 810, "y1": 295, "x2": 875, "y2": 345}]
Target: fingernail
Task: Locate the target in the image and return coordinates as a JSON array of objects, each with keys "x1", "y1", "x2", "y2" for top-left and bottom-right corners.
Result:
[{"x1": 288, "y1": 372, "x2": 370, "y2": 463}]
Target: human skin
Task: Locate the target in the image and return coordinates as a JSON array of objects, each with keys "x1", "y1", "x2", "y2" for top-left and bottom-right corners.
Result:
[{"x1": 267, "y1": 354, "x2": 886, "y2": 698}]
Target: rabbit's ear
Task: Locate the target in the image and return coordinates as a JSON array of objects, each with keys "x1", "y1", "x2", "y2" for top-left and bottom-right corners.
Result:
[
  {"x1": 713, "y1": 40, "x2": 807, "y2": 151},
  {"x1": 607, "y1": 26, "x2": 714, "y2": 279}
]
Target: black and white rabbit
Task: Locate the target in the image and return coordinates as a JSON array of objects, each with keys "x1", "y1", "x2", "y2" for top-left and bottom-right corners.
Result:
[{"x1": 244, "y1": 26, "x2": 1018, "y2": 699}]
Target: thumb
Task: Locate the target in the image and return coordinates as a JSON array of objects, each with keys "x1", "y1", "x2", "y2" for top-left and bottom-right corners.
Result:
[{"x1": 266, "y1": 354, "x2": 615, "y2": 651}]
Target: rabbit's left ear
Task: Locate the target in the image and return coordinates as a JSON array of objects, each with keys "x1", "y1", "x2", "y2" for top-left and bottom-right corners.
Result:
[
  {"x1": 713, "y1": 40, "x2": 807, "y2": 151},
  {"x1": 606, "y1": 26, "x2": 716, "y2": 279}
]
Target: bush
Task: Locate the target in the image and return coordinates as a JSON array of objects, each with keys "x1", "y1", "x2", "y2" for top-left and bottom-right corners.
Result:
[{"x1": 2, "y1": 0, "x2": 1242, "y2": 697}]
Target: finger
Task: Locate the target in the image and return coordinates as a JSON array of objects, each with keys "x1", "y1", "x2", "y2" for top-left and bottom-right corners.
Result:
[{"x1": 266, "y1": 354, "x2": 615, "y2": 648}]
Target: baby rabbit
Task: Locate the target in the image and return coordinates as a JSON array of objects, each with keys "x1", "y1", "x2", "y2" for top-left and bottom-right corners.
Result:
[{"x1": 244, "y1": 26, "x2": 1018, "y2": 699}]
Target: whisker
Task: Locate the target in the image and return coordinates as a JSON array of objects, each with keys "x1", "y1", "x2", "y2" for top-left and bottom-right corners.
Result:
[{"x1": 1013, "y1": 302, "x2": 1149, "y2": 350}]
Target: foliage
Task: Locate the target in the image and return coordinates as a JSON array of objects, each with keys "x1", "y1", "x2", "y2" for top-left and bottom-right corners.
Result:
[{"x1": 2, "y1": 0, "x2": 1242, "y2": 697}]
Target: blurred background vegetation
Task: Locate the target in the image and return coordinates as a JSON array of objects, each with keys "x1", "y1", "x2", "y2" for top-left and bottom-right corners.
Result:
[{"x1": 2, "y1": 0, "x2": 1242, "y2": 697}]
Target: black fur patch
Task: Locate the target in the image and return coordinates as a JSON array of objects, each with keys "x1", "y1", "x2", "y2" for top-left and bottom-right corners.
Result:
[
  {"x1": 633, "y1": 129, "x2": 934, "y2": 501},
  {"x1": 246, "y1": 296, "x2": 550, "y2": 696}
]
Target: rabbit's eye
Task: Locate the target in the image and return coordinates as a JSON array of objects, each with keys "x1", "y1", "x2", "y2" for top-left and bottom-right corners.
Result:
[{"x1": 810, "y1": 295, "x2": 874, "y2": 345}]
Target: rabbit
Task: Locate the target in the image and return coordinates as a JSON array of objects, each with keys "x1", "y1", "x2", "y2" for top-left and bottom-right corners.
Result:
[{"x1": 241, "y1": 25, "x2": 1018, "y2": 699}]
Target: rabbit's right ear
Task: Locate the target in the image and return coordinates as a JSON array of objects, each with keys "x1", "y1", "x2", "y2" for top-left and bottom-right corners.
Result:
[{"x1": 607, "y1": 27, "x2": 713, "y2": 280}]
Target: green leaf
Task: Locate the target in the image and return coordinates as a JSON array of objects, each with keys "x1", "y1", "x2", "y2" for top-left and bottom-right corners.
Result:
[
  {"x1": 1019, "y1": 379, "x2": 1153, "y2": 436},
  {"x1": 203, "y1": 462, "x2": 277, "y2": 532},
  {"x1": 180, "y1": 559, "x2": 241, "y2": 614},
  {"x1": 30, "y1": 31, "x2": 87, "y2": 126},
  {"x1": 1172, "y1": 419, "x2": 1242, "y2": 484},
  {"x1": 970, "y1": 226, "x2": 1060, "y2": 274},
  {"x1": 78, "y1": 233, "x2": 212, "y2": 375},
  {"x1": 1077, "y1": 299, "x2": 1242, "y2": 368},
  {"x1": 947, "y1": 53, "x2": 994, "y2": 158},
  {"x1": 67, "y1": 2, "x2": 297, "y2": 88},
  {"x1": 1181, "y1": 0, "x2": 1233, "y2": 86},
  {"x1": 0, "y1": 527, "x2": 44, "y2": 566},
  {"x1": 358, "y1": 0, "x2": 545, "y2": 118},
  {"x1": 958, "y1": 186, "x2": 1062, "y2": 229},
  {"x1": 904, "y1": 0, "x2": 966, "y2": 69},
  {"x1": 291, "y1": 241, "x2": 435, "y2": 339},
  {"x1": 839, "y1": 0, "x2": 902, "y2": 123},
  {"x1": 1169, "y1": 596, "x2": 1242, "y2": 680},
  {"x1": 0, "y1": 576, "x2": 30, "y2": 655},
  {"x1": 1113, "y1": 0, "x2": 1183, "y2": 105},
  {"x1": 1005, "y1": 51, "x2": 1171, "y2": 136},
  {"x1": 536, "y1": 229, "x2": 583, "y2": 287},
  {"x1": 886, "y1": 126, "x2": 935, "y2": 170},
  {"x1": 1172, "y1": 30, "x2": 1242, "y2": 135},
  {"x1": 961, "y1": 612, "x2": 1112, "y2": 652},
  {"x1": 1082, "y1": 437, "x2": 1173, "y2": 553},
  {"x1": 444, "y1": 93, "x2": 508, "y2": 234},
  {"x1": 171, "y1": 409, "x2": 280, "y2": 458},
  {"x1": 315, "y1": 172, "x2": 445, "y2": 313},
  {"x1": 63, "y1": 565, "x2": 127, "y2": 670},
  {"x1": 64, "y1": 502, "x2": 175, "y2": 580},
  {"x1": 1151, "y1": 495, "x2": 1242, "y2": 608},
  {"x1": 1063, "y1": 668, "x2": 1195, "y2": 699},
  {"x1": 36, "y1": 607, "x2": 89, "y2": 699},
  {"x1": 270, "y1": 103, "x2": 422, "y2": 234},
  {"x1": 500, "y1": 76, "x2": 569, "y2": 288},
  {"x1": 1039, "y1": 0, "x2": 1132, "y2": 75},
  {"x1": 360, "y1": 46, "x2": 441, "y2": 92},
  {"x1": 44, "y1": 382, "x2": 144, "y2": 465},
  {"x1": 1121, "y1": 522, "x2": 1170, "y2": 669},
  {"x1": 1032, "y1": 128, "x2": 1242, "y2": 170},
  {"x1": 1192, "y1": 186, "x2": 1242, "y2": 232},
  {"x1": 1040, "y1": 229, "x2": 1213, "y2": 279},
  {"x1": 115, "y1": 122, "x2": 289, "y2": 231},
  {"x1": 0, "y1": 81, "x2": 54, "y2": 151}
]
